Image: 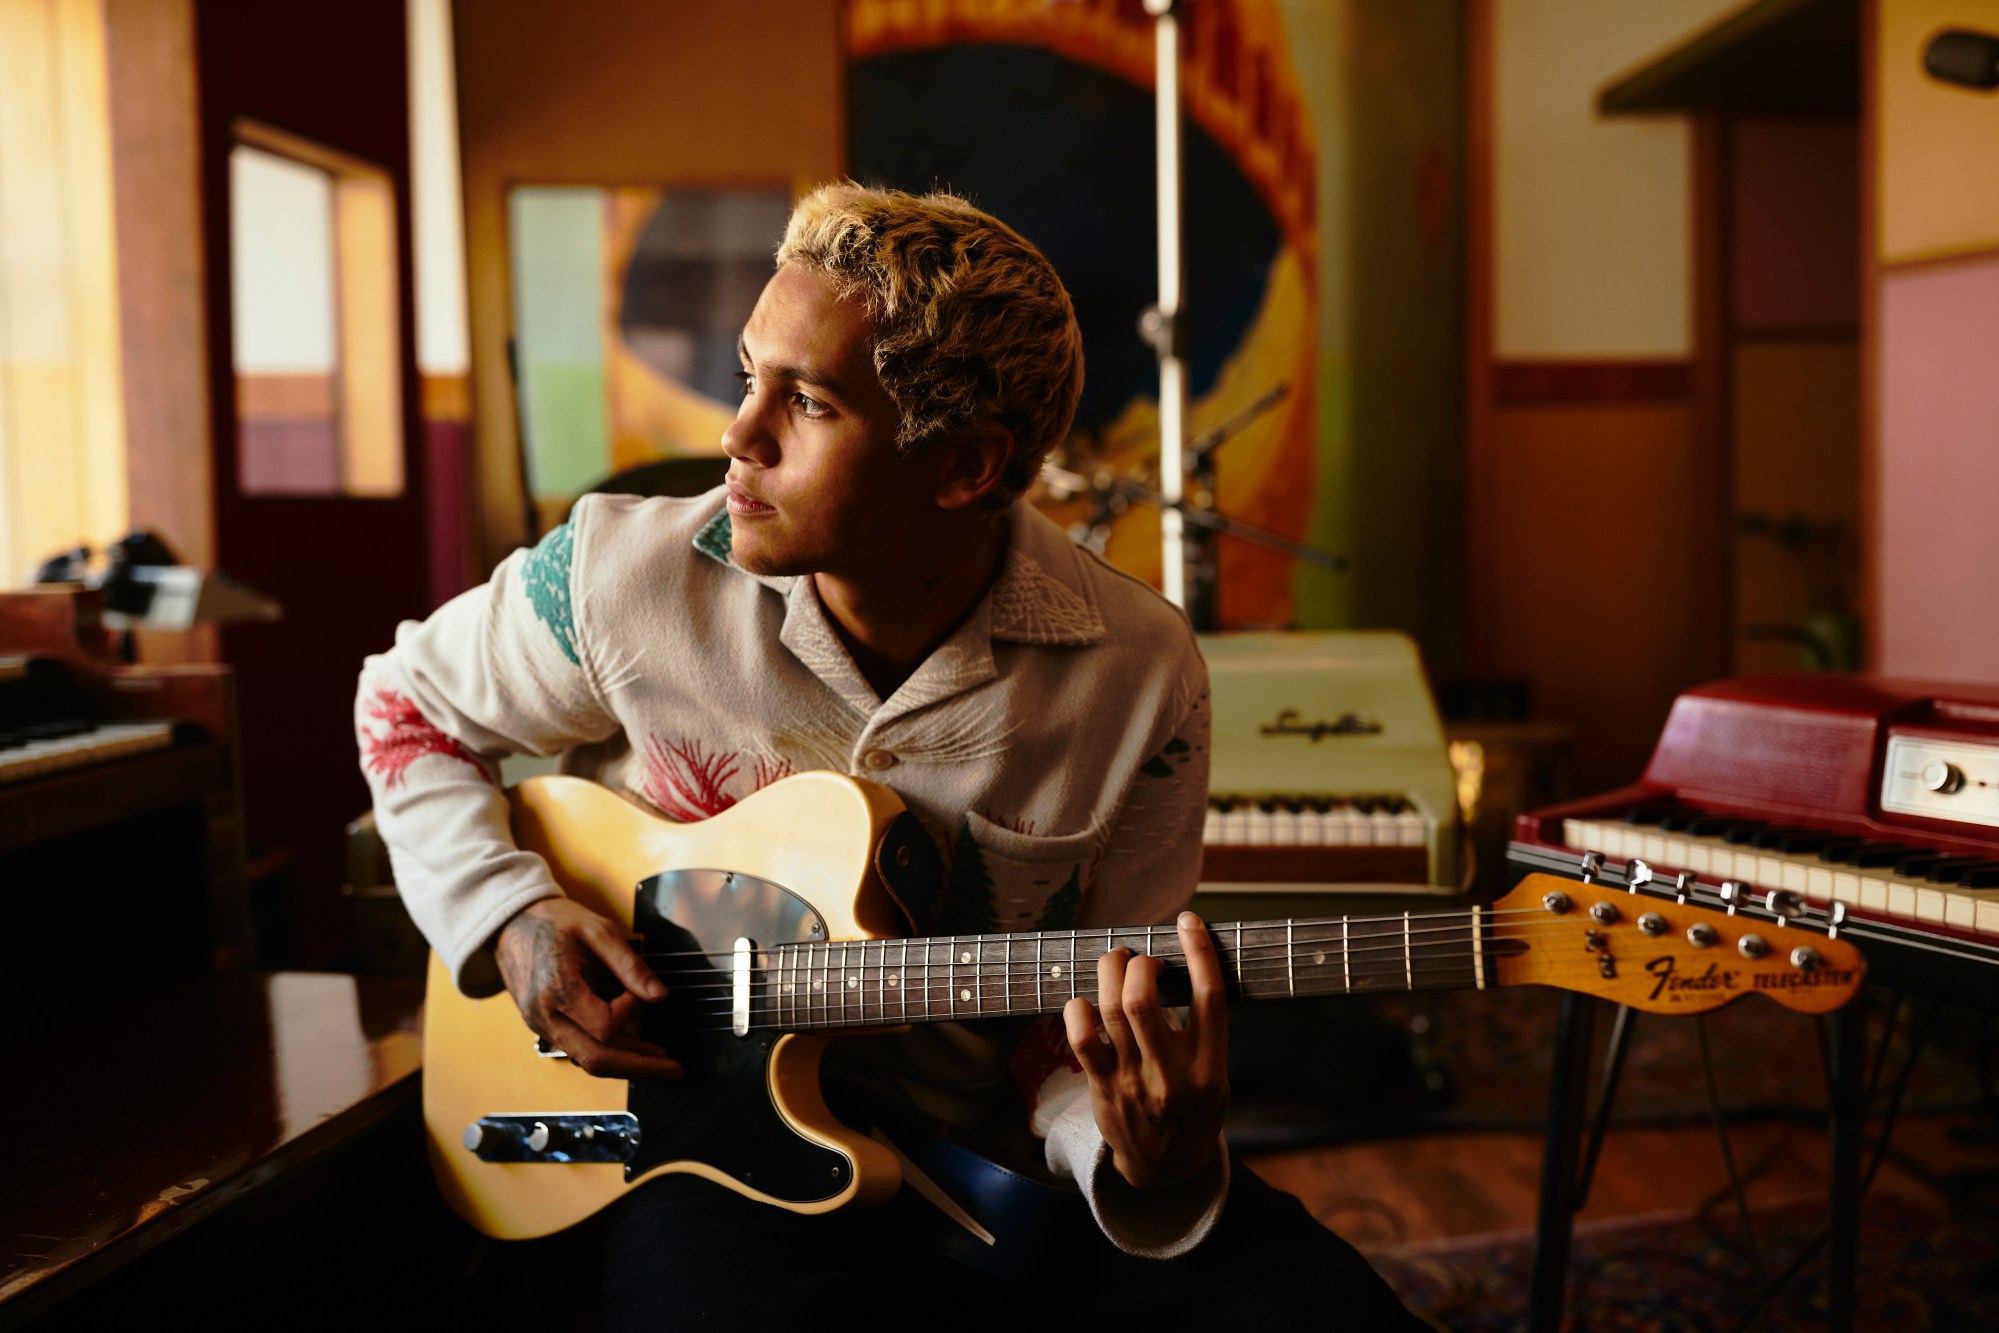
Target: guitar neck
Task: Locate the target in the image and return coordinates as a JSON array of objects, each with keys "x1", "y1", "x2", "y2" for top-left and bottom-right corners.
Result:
[{"x1": 759, "y1": 910, "x2": 1497, "y2": 1032}]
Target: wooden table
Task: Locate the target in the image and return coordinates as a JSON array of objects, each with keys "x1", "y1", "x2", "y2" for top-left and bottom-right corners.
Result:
[{"x1": 0, "y1": 972, "x2": 422, "y2": 1324}]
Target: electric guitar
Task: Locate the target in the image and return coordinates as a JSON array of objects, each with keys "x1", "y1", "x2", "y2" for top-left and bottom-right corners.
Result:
[{"x1": 422, "y1": 774, "x2": 1867, "y2": 1240}]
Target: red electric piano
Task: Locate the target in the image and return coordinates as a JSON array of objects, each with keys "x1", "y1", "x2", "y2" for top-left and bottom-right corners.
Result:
[{"x1": 1508, "y1": 673, "x2": 1999, "y2": 1008}]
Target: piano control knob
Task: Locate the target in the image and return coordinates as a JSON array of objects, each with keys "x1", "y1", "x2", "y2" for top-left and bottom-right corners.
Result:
[
  {"x1": 1738, "y1": 934, "x2": 1769, "y2": 960},
  {"x1": 1542, "y1": 891, "x2": 1572, "y2": 915},
  {"x1": 462, "y1": 1123, "x2": 486, "y2": 1153},
  {"x1": 1790, "y1": 945, "x2": 1823, "y2": 973},
  {"x1": 1687, "y1": 922, "x2": 1718, "y2": 948},
  {"x1": 1589, "y1": 901, "x2": 1620, "y2": 925},
  {"x1": 1638, "y1": 912, "x2": 1668, "y2": 937},
  {"x1": 526, "y1": 1121, "x2": 552, "y2": 1153},
  {"x1": 1922, "y1": 760, "x2": 1966, "y2": 795}
]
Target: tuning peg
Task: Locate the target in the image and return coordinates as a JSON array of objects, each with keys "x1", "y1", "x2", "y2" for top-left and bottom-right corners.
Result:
[
  {"x1": 1763, "y1": 889, "x2": 1804, "y2": 922},
  {"x1": 1673, "y1": 871, "x2": 1697, "y2": 905},
  {"x1": 1718, "y1": 881, "x2": 1745, "y2": 916},
  {"x1": 1580, "y1": 851, "x2": 1604, "y2": 884},
  {"x1": 1627, "y1": 859, "x2": 1654, "y2": 893}
]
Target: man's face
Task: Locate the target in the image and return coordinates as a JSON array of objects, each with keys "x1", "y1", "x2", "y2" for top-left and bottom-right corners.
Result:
[{"x1": 721, "y1": 264, "x2": 936, "y2": 579}]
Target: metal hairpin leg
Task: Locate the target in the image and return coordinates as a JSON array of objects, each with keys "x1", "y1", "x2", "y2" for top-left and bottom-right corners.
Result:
[
  {"x1": 1528, "y1": 991, "x2": 1599, "y2": 1332},
  {"x1": 1825, "y1": 1001, "x2": 1863, "y2": 1333}
]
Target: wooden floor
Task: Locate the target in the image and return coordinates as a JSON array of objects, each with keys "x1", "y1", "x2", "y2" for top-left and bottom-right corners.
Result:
[{"x1": 1244, "y1": 1110, "x2": 1999, "y2": 1254}]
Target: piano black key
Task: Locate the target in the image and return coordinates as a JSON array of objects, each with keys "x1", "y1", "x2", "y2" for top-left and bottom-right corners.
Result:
[
  {"x1": 1775, "y1": 831, "x2": 1837, "y2": 854},
  {"x1": 1923, "y1": 856, "x2": 1990, "y2": 883},
  {"x1": 1819, "y1": 841, "x2": 1871, "y2": 864},
  {"x1": 1850, "y1": 843, "x2": 1924, "y2": 868},
  {"x1": 1749, "y1": 826, "x2": 1818, "y2": 850},
  {"x1": 1624, "y1": 808, "x2": 1668, "y2": 827},
  {"x1": 1687, "y1": 817, "x2": 1743, "y2": 837},
  {"x1": 1657, "y1": 813, "x2": 1700, "y2": 832},
  {"x1": 1722, "y1": 822, "x2": 1771, "y2": 845},
  {"x1": 1961, "y1": 863, "x2": 1999, "y2": 889}
]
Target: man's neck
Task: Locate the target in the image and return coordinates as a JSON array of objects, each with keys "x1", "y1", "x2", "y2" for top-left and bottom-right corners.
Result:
[{"x1": 812, "y1": 513, "x2": 1008, "y2": 701}]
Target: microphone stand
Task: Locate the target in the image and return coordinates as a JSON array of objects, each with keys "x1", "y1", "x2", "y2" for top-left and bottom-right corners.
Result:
[{"x1": 1042, "y1": 381, "x2": 1348, "y2": 631}]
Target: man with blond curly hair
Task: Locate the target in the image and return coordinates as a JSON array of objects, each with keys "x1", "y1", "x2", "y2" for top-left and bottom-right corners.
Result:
[{"x1": 357, "y1": 183, "x2": 1418, "y2": 1326}]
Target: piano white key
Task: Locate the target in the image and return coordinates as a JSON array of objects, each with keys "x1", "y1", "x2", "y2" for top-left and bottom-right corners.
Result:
[
  {"x1": 1946, "y1": 894, "x2": 1976, "y2": 930},
  {"x1": 0, "y1": 722, "x2": 174, "y2": 785},
  {"x1": 1242, "y1": 805, "x2": 1276, "y2": 845},
  {"x1": 1913, "y1": 886, "x2": 1946, "y2": 923},
  {"x1": 1858, "y1": 878, "x2": 1889, "y2": 914},
  {"x1": 1204, "y1": 808, "x2": 1223, "y2": 845},
  {"x1": 1325, "y1": 807, "x2": 1362, "y2": 846},
  {"x1": 1218, "y1": 807, "x2": 1249, "y2": 844},
  {"x1": 1268, "y1": 809, "x2": 1301, "y2": 846},
  {"x1": 1806, "y1": 866, "x2": 1835, "y2": 903},
  {"x1": 1832, "y1": 871, "x2": 1865, "y2": 908},
  {"x1": 1977, "y1": 899, "x2": 1999, "y2": 937},
  {"x1": 1362, "y1": 808, "x2": 1399, "y2": 847}
]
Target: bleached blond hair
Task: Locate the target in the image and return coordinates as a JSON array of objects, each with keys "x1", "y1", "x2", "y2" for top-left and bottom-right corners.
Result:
[{"x1": 775, "y1": 183, "x2": 1084, "y2": 504}]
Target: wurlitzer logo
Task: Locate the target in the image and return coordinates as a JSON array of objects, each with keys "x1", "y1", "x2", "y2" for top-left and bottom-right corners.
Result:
[{"x1": 1259, "y1": 708, "x2": 1384, "y2": 742}]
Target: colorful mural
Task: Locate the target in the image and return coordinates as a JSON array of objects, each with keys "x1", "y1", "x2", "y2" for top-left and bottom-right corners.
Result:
[{"x1": 847, "y1": 0, "x2": 1323, "y2": 628}]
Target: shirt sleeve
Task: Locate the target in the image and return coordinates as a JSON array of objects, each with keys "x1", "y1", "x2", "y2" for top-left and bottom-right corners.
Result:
[
  {"x1": 354, "y1": 517, "x2": 620, "y2": 995},
  {"x1": 1021, "y1": 680, "x2": 1226, "y2": 1257}
]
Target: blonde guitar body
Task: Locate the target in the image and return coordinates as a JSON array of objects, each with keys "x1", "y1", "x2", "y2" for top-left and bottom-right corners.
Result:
[{"x1": 422, "y1": 773, "x2": 914, "y2": 1239}]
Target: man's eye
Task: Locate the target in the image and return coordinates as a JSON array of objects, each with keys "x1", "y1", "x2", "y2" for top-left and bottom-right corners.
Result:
[
  {"x1": 793, "y1": 393, "x2": 828, "y2": 419},
  {"x1": 733, "y1": 370, "x2": 754, "y2": 398}
]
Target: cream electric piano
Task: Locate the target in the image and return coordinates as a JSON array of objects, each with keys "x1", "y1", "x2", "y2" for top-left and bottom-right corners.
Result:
[{"x1": 1193, "y1": 632, "x2": 1462, "y2": 916}]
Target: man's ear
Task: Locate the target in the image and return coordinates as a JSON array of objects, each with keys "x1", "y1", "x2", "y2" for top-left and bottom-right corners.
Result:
[{"x1": 934, "y1": 425, "x2": 1015, "y2": 511}]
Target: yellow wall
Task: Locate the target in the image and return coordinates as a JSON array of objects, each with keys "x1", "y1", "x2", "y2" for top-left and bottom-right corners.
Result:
[
  {"x1": 1877, "y1": 0, "x2": 1999, "y2": 264},
  {"x1": 1492, "y1": 0, "x2": 1742, "y2": 357},
  {"x1": 454, "y1": 0, "x2": 844, "y2": 564}
]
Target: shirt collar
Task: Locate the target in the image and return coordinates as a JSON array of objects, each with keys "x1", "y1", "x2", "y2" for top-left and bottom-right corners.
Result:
[{"x1": 691, "y1": 499, "x2": 1107, "y2": 649}]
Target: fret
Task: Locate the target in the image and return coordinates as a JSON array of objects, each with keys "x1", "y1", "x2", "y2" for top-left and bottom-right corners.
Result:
[
  {"x1": 897, "y1": 940, "x2": 908, "y2": 1021},
  {"x1": 1472, "y1": 906, "x2": 1486, "y2": 990},
  {"x1": 1403, "y1": 911, "x2": 1413, "y2": 993},
  {"x1": 1342, "y1": 918, "x2": 1351, "y2": 994},
  {"x1": 1004, "y1": 936, "x2": 1013, "y2": 1016},
  {"x1": 1035, "y1": 933, "x2": 1045, "y2": 1013},
  {"x1": 1285, "y1": 921, "x2": 1294, "y2": 996}
]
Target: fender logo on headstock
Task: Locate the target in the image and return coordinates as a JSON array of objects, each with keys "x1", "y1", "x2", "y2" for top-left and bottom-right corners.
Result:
[{"x1": 1645, "y1": 956, "x2": 1740, "y2": 1003}]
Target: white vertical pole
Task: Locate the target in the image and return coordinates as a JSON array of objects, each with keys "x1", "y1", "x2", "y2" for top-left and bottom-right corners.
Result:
[{"x1": 1149, "y1": 0, "x2": 1187, "y2": 608}]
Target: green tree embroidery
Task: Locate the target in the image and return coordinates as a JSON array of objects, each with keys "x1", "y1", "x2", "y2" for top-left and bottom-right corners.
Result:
[
  {"x1": 521, "y1": 523, "x2": 579, "y2": 665},
  {"x1": 939, "y1": 818, "x2": 999, "y2": 936},
  {"x1": 1035, "y1": 865, "x2": 1083, "y2": 931}
]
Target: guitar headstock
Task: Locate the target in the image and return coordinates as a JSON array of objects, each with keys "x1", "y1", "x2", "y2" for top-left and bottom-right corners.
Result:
[{"x1": 1489, "y1": 872, "x2": 1866, "y2": 1014}]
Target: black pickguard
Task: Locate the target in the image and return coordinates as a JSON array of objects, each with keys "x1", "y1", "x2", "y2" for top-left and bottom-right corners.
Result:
[{"x1": 624, "y1": 869, "x2": 850, "y2": 1204}]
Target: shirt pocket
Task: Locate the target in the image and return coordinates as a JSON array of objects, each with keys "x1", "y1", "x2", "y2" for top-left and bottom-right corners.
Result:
[{"x1": 939, "y1": 812, "x2": 1102, "y2": 934}]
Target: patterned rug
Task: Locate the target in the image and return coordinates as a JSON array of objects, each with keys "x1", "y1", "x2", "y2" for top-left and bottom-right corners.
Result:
[
  {"x1": 1370, "y1": 1191, "x2": 1999, "y2": 1332},
  {"x1": 1226, "y1": 988, "x2": 1988, "y2": 1148}
]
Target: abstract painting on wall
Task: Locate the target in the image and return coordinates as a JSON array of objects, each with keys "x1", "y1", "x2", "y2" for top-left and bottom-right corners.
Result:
[{"x1": 508, "y1": 185, "x2": 789, "y2": 514}]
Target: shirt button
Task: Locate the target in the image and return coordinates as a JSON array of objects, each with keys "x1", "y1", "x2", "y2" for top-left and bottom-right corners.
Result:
[{"x1": 862, "y1": 749, "x2": 897, "y2": 772}]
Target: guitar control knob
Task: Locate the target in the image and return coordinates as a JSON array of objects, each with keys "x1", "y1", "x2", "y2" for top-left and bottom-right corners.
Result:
[
  {"x1": 527, "y1": 1121, "x2": 552, "y2": 1153},
  {"x1": 1922, "y1": 760, "x2": 1966, "y2": 795}
]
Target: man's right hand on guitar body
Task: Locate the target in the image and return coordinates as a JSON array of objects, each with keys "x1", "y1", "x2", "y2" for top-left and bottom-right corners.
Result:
[{"x1": 495, "y1": 898, "x2": 682, "y2": 1080}]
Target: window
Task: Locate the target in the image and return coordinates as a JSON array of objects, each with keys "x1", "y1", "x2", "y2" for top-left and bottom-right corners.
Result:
[{"x1": 230, "y1": 120, "x2": 402, "y2": 497}]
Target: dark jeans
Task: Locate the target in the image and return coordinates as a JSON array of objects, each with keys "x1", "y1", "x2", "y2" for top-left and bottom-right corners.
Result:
[{"x1": 603, "y1": 1166, "x2": 1428, "y2": 1328}]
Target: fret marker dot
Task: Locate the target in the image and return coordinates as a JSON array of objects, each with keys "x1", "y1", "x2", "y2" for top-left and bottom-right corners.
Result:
[
  {"x1": 960, "y1": 950, "x2": 973, "y2": 964},
  {"x1": 959, "y1": 988, "x2": 972, "y2": 1002},
  {"x1": 812, "y1": 980, "x2": 823, "y2": 990},
  {"x1": 1313, "y1": 952, "x2": 1326, "y2": 966},
  {"x1": 1050, "y1": 965, "x2": 1063, "y2": 978},
  {"x1": 782, "y1": 983, "x2": 794, "y2": 993},
  {"x1": 887, "y1": 974, "x2": 900, "y2": 988},
  {"x1": 847, "y1": 977, "x2": 858, "y2": 988}
]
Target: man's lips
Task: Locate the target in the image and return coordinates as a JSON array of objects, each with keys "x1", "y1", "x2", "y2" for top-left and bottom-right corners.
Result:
[{"x1": 725, "y1": 483, "x2": 774, "y2": 516}]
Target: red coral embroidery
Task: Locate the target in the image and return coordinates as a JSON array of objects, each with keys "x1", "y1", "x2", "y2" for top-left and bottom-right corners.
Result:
[
  {"x1": 642, "y1": 736, "x2": 743, "y2": 822},
  {"x1": 1010, "y1": 1015, "x2": 1085, "y2": 1104},
  {"x1": 752, "y1": 755, "x2": 795, "y2": 790},
  {"x1": 360, "y1": 689, "x2": 484, "y2": 791}
]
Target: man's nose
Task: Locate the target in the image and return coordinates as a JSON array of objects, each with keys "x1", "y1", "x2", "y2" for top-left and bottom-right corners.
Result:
[{"x1": 720, "y1": 393, "x2": 776, "y2": 466}]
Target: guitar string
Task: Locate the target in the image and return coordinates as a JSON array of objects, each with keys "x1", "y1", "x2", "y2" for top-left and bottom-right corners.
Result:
[
  {"x1": 625, "y1": 913, "x2": 1854, "y2": 986},
  {"x1": 625, "y1": 905, "x2": 1654, "y2": 965}
]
